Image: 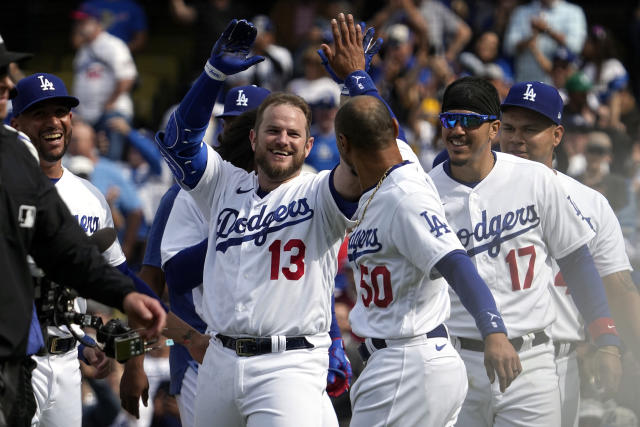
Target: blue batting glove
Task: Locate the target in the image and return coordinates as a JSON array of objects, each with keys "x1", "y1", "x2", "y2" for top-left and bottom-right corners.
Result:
[
  {"x1": 327, "y1": 338, "x2": 352, "y2": 397},
  {"x1": 206, "y1": 19, "x2": 265, "y2": 79},
  {"x1": 317, "y1": 22, "x2": 383, "y2": 85}
]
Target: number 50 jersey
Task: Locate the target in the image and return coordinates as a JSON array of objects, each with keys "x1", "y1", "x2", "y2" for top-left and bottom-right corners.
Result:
[{"x1": 429, "y1": 153, "x2": 595, "y2": 340}]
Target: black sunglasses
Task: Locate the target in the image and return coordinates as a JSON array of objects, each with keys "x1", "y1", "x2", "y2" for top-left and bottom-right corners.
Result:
[{"x1": 439, "y1": 112, "x2": 498, "y2": 129}]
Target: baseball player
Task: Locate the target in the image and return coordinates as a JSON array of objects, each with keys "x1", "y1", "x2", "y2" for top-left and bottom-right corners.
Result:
[
  {"x1": 334, "y1": 92, "x2": 520, "y2": 426},
  {"x1": 154, "y1": 16, "x2": 366, "y2": 426},
  {"x1": 9, "y1": 72, "x2": 166, "y2": 426},
  {"x1": 428, "y1": 76, "x2": 622, "y2": 427},
  {"x1": 499, "y1": 80, "x2": 635, "y2": 427},
  {"x1": 318, "y1": 17, "x2": 519, "y2": 426}
]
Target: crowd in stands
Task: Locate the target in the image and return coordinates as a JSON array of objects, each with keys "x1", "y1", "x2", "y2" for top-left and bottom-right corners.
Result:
[{"x1": 4, "y1": 0, "x2": 640, "y2": 425}]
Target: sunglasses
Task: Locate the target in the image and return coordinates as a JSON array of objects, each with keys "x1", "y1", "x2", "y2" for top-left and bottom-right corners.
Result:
[{"x1": 439, "y1": 113, "x2": 498, "y2": 129}]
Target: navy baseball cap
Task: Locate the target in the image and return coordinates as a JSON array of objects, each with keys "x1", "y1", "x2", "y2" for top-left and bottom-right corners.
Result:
[
  {"x1": 216, "y1": 85, "x2": 270, "y2": 119},
  {"x1": 11, "y1": 73, "x2": 79, "y2": 116},
  {"x1": 501, "y1": 81, "x2": 563, "y2": 125}
]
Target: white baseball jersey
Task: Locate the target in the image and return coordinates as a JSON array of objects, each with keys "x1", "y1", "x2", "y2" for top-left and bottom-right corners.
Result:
[
  {"x1": 549, "y1": 171, "x2": 631, "y2": 342},
  {"x1": 73, "y1": 31, "x2": 137, "y2": 124},
  {"x1": 429, "y1": 152, "x2": 595, "y2": 339},
  {"x1": 348, "y1": 161, "x2": 466, "y2": 339},
  {"x1": 50, "y1": 168, "x2": 126, "y2": 334},
  {"x1": 186, "y1": 146, "x2": 352, "y2": 337},
  {"x1": 161, "y1": 188, "x2": 208, "y2": 318}
]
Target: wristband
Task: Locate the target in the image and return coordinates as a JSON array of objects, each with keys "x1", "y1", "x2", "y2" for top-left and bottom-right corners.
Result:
[
  {"x1": 588, "y1": 317, "x2": 618, "y2": 341},
  {"x1": 204, "y1": 61, "x2": 227, "y2": 81},
  {"x1": 344, "y1": 70, "x2": 376, "y2": 97},
  {"x1": 340, "y1": 84, "x2": 350, "y2": 97}
]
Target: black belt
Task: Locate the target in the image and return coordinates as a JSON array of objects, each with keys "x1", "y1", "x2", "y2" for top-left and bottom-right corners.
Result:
[
  {"x1": 37, "y1": 336, "x2": 77, "y2": 356},
  {"x1": 216, "y1": 334, "x2": 314, "y2": 357},
  {"x1": 358, "y1": 324, "x2": 448, "y2": 362},
  {"x1": 458, "y1": 331, "x2": 549, "y2": 352},
  {"x1": 554, "y1": 341, "x2": 578, "y2": 357}
]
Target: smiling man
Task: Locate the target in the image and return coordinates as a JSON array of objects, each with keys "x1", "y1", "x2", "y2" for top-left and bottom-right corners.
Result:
[
  {"x1": 428, "y1": 76, "x2": 621, "y2": 427},
  {"x1": 499, "y1": 81, "x2": 639, "y2": 427}
]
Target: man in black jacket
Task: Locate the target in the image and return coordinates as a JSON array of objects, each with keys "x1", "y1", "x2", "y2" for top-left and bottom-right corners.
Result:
[{"x1": 0, "y1": 124, "x2": 165, "y2": 425}]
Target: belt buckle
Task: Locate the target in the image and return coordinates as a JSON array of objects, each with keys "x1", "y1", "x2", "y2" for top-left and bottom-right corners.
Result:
[
  {"x1": 50, "y1": 337, "x2": 67, "y2": 354},
  {"x1": 235, "y1": 338, "x2": 256, "y2": 357}
]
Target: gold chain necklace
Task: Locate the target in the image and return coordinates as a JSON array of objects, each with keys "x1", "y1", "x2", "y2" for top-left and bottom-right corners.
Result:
[{"x1": 354, "y1": 165, "x2": 395, "y2": 228}]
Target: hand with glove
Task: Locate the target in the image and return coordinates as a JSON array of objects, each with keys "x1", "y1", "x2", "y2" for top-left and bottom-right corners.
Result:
[
  {"x1": 327, "y1": 337, "x2": 353, "y2": 398},
  {"x1": 205, "y1": 19, "x2": 265, "y2": 81},
  {"x1": 317, "y1": 16, "x2": 383, "y2": 84}
]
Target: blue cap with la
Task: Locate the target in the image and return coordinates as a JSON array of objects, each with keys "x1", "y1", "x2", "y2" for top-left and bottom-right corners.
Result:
[
  {"x1": 11, "y1": 73, "x2": 79, "y2": 116},
  {"x1": 501, "y1": 81, "x2": 563, "y2": 125},
  {"x1": 216, "y1": 85, "x2": 270, "y2": 119}
]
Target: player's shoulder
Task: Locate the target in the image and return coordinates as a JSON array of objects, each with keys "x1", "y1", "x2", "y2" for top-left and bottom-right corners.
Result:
[
  {"x1": 555, "y1": 171, "x2": 610, "y2": 207},
  {"x1": 495, "y1": 152, "x2": 555, "y2": 177},
  {"x1": 61, "y1": 168, "x2": 108, "y2": 199}
]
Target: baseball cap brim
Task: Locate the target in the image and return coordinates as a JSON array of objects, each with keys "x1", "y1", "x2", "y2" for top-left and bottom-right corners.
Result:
[
  {"x1": 215, "y1": 110, "x2": 244, "y2": 119},
  {"x1": 11, "y1": 94, "x2": 79, "y2": 116},
  {"x1": 500, "y1": 101, "x2": 561, "y2": 125}
]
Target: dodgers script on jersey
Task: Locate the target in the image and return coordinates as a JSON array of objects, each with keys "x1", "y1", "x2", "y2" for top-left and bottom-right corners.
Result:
[
  {"x1": 550, "y1": 171, "x2": 632, "y2": 342},
  {"x1": 348, "y1": 161, "x2": 466, "y2": 339},
  {"x1": 186, "y1": 147, "x2": 352, "y2": 337},
  {"x1": 429, "y1": 153, "x2": 595, "y2": 339}
]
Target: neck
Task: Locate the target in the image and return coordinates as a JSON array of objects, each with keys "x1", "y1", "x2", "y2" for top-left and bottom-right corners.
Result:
[
  {"x1": 41, "y1": 160, "x2": 63, "y2": 180},
  {"x1": 257, "y1": 169, "x2": 302, "y2": 192},
  {"x1": 450, "y1": 147, "x2": 494, "y2": 183},
  {"x1": 353, "y1": 145, "x2": 404, "y2": 191}
]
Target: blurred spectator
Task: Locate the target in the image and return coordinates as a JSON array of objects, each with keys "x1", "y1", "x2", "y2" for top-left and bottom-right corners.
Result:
[
  {"x1": 416, "y1": 0, "x2": 472, "y2": 63},
  {"x1": 107, "y1": 116, "x2": 173, "y2": 243},
  {"x1": 287, "y1": 46, "x2": 340, "y2": 109},
  {"x1": 169, "y1": 0, "x2": 241, "y2": 81},
  {"x1": 227, "y1": 15, "x2": 293, "y2": 91},
  {"x1": 80, "y1": 0, "x2": 149, "y2": 54},
  {"x1": 458, "y1": 30, "x2": 514, "y2": 83},
  {"x1": 368, "y1": 0, "x2": 430, "y2": 54},
  {"x1": 549, "y1": 46, "x2": 579, "y2": 102},
  {"x1": 376, "y1": 23, "x2": 429, "y2": 133},
  {"x1": 71, "y1": 3, "x2": 138, "y2": 162},
  {"x1": 563, "y1": 71, "x2": 597, "y2": 129},
  {"x1": 504, "y1": 0, "x2": 586, "y2": 83},
  {"x1": 67, "y1": 119, "x2": 144, "y2": 262},
  {"x1": 581, "y1": 25, "x2": 630, "y2": 131},
  {"x1": 306, "y1": 92, "x2": 340, "y2": 172}
]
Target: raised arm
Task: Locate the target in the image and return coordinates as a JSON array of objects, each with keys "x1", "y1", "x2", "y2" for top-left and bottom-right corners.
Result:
[{"x1": 155, "y1": 19, "x2": 263, "y2": 189}]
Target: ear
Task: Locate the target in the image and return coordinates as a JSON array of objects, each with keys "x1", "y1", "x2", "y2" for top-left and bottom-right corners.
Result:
[
  {"x1": 553, "y1": 125, "x2": 564, "y2": 149},
  {"x1": 488, "y1": 119, "x2": 501, "y2": 141},
  {"x1": 249, "y1": 128, "x2": 256, "y2": 152},
  {"x1": 10, "y1": 116, "x2": 18, "y2": 130},
  {"x1": 304, "y1": 136, "x2": 314, "y2": 159},
  {"x1": 392, "y1": 118, "x2": 399, "y2": 139}
]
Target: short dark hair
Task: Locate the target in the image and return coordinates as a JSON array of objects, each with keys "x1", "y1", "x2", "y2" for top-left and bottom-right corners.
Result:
[
  {"x1": 335, "y1": 96, "x2": 395, "y2": 150},
  {"x1": 442, "y1": 76, "x2": 501, "y2": 116},
  {"x1": 254, "y1": 92, "x2": 312, "y2": 139},
  {"x1": 216, "y1": 109, "x2": 257, "y2": 173}
]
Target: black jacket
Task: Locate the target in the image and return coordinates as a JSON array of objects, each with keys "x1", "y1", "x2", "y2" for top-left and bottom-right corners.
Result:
[{"x1": 0, "y1": 125, "x2": 135, "y2": 359}]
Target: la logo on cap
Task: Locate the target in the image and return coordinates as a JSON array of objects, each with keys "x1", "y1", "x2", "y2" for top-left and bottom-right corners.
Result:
[
  {"x1": 523, "y1": 83, "x2": 536, "y2": 102},
  {"x1": 38, "y1": 75, "x2": 55, "y2": 91},
  {"x1": 235, "y1": 89, "x2": 248, "y2": 107}
]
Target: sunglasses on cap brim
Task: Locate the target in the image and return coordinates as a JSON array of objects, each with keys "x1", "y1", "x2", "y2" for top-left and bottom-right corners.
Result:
[{"x1": 439, "y1": 112, "x2": 498, "y2": 129}]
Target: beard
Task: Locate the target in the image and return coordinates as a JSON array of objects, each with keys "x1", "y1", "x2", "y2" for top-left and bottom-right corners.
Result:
[
  {"x1": 254, "y1": 141, "x2": 307, "y2": 182},
  {"x1": 37, "y1": 134, "x2": 70, "y2": 163}
]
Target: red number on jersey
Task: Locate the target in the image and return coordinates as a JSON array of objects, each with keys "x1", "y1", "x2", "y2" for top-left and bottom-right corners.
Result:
[
  {"x1": 505, "y1": 245, "x2": 536, "y2": 291},
  {"x1": 268, "y1": 239, "x2": 306, "y2": 280},
  {"x1": 359, "y1": 265, "x2": 393, "y2": 308}
]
